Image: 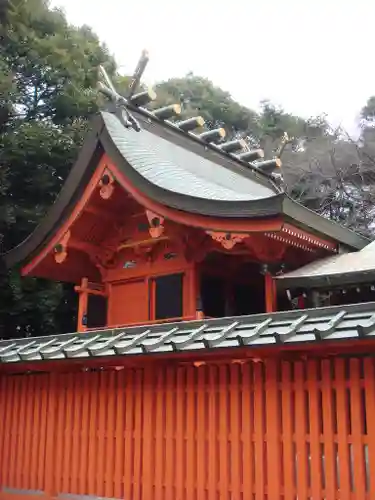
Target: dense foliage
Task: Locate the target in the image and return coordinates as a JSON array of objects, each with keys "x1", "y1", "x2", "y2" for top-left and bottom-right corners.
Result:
[
  {"x1": 0, "y1": 0, "x2": 114, "y2": 337},
  {"x1": 1, "y1": 0, "x2": 375, "y2": 337}
]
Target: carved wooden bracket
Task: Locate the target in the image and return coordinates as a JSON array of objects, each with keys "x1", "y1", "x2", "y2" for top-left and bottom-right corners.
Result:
[
  {"x1": 206, "y1": 231, "x2": 248, "y2": 250},
  {"x1": 146, "y1": 210, "x2": 165, "y2": 238},
  {"x1": 245, "y1": 234, "x2": 287, "y2": 263},
  {"x1": 54, "y1": 230, "x2": 71, "y2": 264},
  {"x1": 99, "y1": 169, "x2": 115, "y2": 199},
  {"x1": 93, "y1": 246, "x2": 119, "y2": 269}
]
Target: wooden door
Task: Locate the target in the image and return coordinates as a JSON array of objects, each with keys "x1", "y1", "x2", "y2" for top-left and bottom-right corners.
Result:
[{"x1": 109, "y1": 279, "x2": 148, "y2": 327}]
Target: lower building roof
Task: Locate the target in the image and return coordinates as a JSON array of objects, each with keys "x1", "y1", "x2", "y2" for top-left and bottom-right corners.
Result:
[
  {"x1": 1, "y1": 302, "x2": 375, "y2": 365},
  {"x1": 277, "y1": 239, "x2": 375, "y2": 289}
]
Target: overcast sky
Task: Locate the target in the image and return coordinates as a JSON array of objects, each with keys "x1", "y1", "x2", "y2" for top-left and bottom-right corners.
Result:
[{"x1": 51, "y1": 0, "x2": 374, "y2": 135}]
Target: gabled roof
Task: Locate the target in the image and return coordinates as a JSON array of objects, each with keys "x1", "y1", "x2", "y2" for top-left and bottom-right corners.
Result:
[
  {"x1": 1, "y1": 302, "x2": 375, "y2": 365},
  {"x1": 277, "y1": 238, "x2": 375, "y2": 288},
  {"x1": 3, "y1": 104, "x2": 369, "y2": 269}
]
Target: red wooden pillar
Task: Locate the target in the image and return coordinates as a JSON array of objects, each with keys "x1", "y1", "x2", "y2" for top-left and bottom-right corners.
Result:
[
  {"x1": 264, "y1": 266, "x2": 275, "y2": 313},
  {"x1": 76, "y1": 277, "x2": 88, "y2": 332}
]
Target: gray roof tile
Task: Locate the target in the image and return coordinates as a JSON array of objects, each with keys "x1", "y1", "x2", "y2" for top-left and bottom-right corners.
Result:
[
  {"x1": 277, "y1": 238, "x2": 375, "y2": 287},
  {"x1": 1, "y1": 302, "x2": 375, "y2": 364},
  {"x1": 103, "y1": 111, "x2": 278, "y2": 203}
]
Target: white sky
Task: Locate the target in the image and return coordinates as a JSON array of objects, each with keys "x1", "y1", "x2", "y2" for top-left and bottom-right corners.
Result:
[{"x1": 51, "y1": 0, "x2": 375, "y2": 135}]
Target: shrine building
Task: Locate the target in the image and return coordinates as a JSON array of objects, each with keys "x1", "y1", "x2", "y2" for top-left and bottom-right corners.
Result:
[
  {"x1": 1, "y1": 80, "x2": 368, "y2": 331},
  {"x1": 1, "y1": 62, "x2": 375, "y2": 500}
]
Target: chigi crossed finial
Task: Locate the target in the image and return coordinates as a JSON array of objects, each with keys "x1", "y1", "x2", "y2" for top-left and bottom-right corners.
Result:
[
  {"x1": 96, "y1": 51, "x2": 282, "y2": 177},
  {"x1": 98, "y1": 65, "x2": 141, "y2": 132},
  {"x1": 97, "y1": 50, "x2": 151, "y2": 132}
]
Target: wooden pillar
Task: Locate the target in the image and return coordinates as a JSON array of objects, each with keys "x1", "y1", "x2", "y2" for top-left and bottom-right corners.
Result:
[
  {"x1": 194, "y1": 265, "x2": 204, "y2": 320},
  {"x1": 76, "y1": 277, "x2": 88, "y2": 332},
  {"x1": 263, "y1": 266, "x2": 275, "y2": 313}
]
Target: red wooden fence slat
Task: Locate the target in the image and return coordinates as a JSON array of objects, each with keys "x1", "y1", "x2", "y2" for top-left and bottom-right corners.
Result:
[
  {"x1": 15, "y1": 376, "x2": 27, "y2": 489},
  {"x1": 30, "y1": 374, "x2": 42, "y2": 491},
  {"x1": 165, "y1": 366, "x2": 176, "y2": 500},
  {"x1": 335, "y1": 359, "x2": 351, "y2": 499},
  {"x1": 8, "y1": 377, "x2": 21, "y2": 488},
  {"x1": 186, "y1": 366, "x2": 196, "y2": 500},
  {"x1": 79, "y1": 371, "x2": 91, "y2": 495},
  {"x1": 54, "y1": 373, "x2": 65, "y2": 495},
  {"x1": 96, "y1": 372, "x2": 107, "y2": 496},
  {"x1": 44, "y1": 374, "x2": 57, "y2": 498},
  {"x1": 123, "y1": 369, "x2": 135, "y2": 500},
  {"x1": 266, "y1": 360, "x2": 281, "y2": 499},
  {"x1": 281, "y1": 361, "x2": 295, "y2": 500},
  {"x1": 154, "y1": 368, "x2": 164, "y2": 499},
  {"x1": 105, "y1": 371, "x2": 116, "y2": 499},
  {"x1": 364, "y1": 357, "x2": 375, "y2": 497},
  {"x1": 295, "y1": 361, "x2": 309, "y2": 500},
  {"x1": 70, "y1": 373, "x2": 81, "y2": 494},
  {"x1": 253, "y1": 362, "x2": 265, "y2": 499},
  {"x1": 86, "y1": 371, "x2": 99, "y2": 496},
  {"x1": 0, "y1": 375, "x2": 7, "y2": 486},
  {"x1": 321, "y1": 360, "x2": 337, "y2": 500},
  {"x1": 241, "y1": 363, "x2": 253, "y2": 500},
  {"x1": 349, "y1": 358, "x2": 367, "y2": 499},
  {"x1": 218, "y1": 365, "x2": 229, "y2": 498},
  {"x1": 175, "y1": 367, "x2": 186, "y2": 500},
  {"x1": 207, "y1": 366, "x2": 217, "y2": 500},
  {"x1": 22, "y1": 377, "x2": 32, "y2": 489},
  {"x1": 4, "y1": 377, "x2": 16, "y2": 487},
  {"x1": 197, "y1": 367, "x2": 206, "y2": 500},
  {"x1": 113, "y1": 369, "x2": 125, "y2": 499},
  {"x1": 132, "y1": 369, "x2": 143, "y2": 500},
  {"x1": 230, "y1": 365, "x2": 241, "y2": 499},
  {"x1": 141, "y1": 367, "x2": 153, "y2": 500},
  {"x1": 307, "y1": 360, "x2": 323, "y2": 499}
]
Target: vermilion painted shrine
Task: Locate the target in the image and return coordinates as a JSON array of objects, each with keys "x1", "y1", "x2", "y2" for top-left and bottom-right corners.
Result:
[{"x1": 1, "y1": 58, "x2": 375, "y2": 499}]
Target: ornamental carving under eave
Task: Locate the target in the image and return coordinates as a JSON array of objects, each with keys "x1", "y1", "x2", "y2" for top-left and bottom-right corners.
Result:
[
  {"x1": 99, "y1": 169, "x2": 115, "y2": 199},
  {"x1": 206, "y1": 231, "x2": 248, "y2": 250},
  {"x1": 54, "y1": 230, "x2": 71, "y2": 264},
  {"x1": 146, "y1": 210, "x2": 165, "y2": 238}
]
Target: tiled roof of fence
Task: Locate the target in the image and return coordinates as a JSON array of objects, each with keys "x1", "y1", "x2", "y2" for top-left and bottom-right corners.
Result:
[{"x1": 1, "y1": 302, "x2": 375, "y2": 364}]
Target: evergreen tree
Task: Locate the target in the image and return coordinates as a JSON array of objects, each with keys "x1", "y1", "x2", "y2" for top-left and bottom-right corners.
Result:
[{"x1": 0, "y1": 0, "x2": 115, "y2": 337}]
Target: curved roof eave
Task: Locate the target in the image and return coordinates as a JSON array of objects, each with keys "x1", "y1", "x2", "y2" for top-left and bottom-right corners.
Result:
[
  {"x1": 282, "y1": 198, "x2": 369, "y2": 251},
  {"x1": 2, "y1": 109, "x2": 369, "y2": 271},
  {"x1": 3, "y1": 112, "x2": 285, "y2": 270},
  {"x1": 4, "y1": 117, "x2": 105, "y2": 269},
  {"x1": 100, "y1": 111, "x2": 368, "y2": 250}
]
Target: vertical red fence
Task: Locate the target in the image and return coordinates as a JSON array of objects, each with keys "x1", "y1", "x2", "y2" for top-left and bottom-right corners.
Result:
[{"x1": 0, "y1": 356, "x2": 374, "y2": 499}]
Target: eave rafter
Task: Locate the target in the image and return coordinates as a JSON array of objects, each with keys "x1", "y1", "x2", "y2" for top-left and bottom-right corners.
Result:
[{"x1": 265, "y1": 224, "x2": 337, "y2": 254}]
